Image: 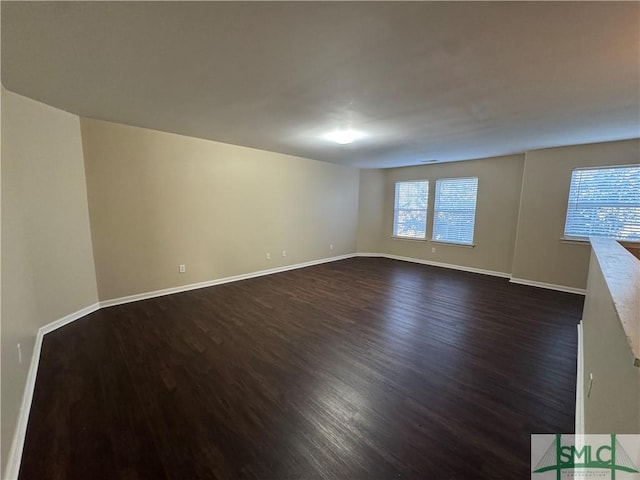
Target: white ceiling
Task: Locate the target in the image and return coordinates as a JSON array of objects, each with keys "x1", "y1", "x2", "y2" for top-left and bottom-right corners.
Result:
[{"x1": 2, "y1": 1, "x2": 639, "y2": 168}]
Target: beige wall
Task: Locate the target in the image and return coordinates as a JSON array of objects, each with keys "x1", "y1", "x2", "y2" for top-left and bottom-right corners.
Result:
[
  {"x1": 80, "y1": 118, "x2": 360, "y2": 301},
  {"x1": 1, "y1": 89, "x2": 98, "y2": 473},
  {"x1": 356, "y1": 169, "x2": 385, "y2": 253},
  {"x1": 512, "y1": 139, "x2": 640, "y2": 290},
  {"x1": 356, "y1": 139, "x2": 639, "y2": 290},
  {"x1": 372, "y1": 154, "x2": 525, "y2": 275}
]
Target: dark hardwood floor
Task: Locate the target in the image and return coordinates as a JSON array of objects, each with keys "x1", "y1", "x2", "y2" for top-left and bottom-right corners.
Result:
[{"x1": 19, "y1": 258, "x2": 584, "y2": 479}]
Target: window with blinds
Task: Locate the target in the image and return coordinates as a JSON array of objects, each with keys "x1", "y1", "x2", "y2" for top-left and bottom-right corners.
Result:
[
  {"x1": 432, "y1": 177, "x2": 478, "y2": 245},
  {"x1": 393, "y1": 180, "x2": 429, "y2": 239},
  {"x1": 564, "y1": 165, "x2": 640, "y2": 241}
]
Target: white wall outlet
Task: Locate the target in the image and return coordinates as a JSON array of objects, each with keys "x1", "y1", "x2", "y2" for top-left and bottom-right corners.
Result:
[
  {"x1": 330, "y1": 243, "x2": 334, "y2": 251},
  {"x1": 179, "y1": 264, "x2": 186, "y2": 273},
  {"x1": 17, "y1": 343, "x2": 22, "y2": 364},
  {"x1": 282, "y1": 250, "x2": 287, "y2": 257},
  {"x1": 431, "y1": 247, "x2": 436, "y2": 253},
  {"x1": 266, "y1": 253, "x2": 271, "y2": 260}
]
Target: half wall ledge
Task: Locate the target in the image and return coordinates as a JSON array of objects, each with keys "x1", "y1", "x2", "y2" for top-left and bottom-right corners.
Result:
[{"x1": 590, "y1": 236, "x2": 640, "y2": 367}]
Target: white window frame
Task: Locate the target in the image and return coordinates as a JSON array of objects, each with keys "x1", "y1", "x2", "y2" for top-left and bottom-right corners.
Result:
[
  {"x1": 431, "y1": 177, "x2": 478, "y2": 246},
  {"x1": 563, "y1": 164, "x2": 640, "y2": 242},
  {"x1": 392, "y1": 180, "x2": 429, "y2": 240}
]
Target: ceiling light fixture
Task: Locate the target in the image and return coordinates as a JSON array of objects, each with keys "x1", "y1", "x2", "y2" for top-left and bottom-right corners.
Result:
[{"x1": 323, "y1": 129, "x2": 364, "y2": 145}]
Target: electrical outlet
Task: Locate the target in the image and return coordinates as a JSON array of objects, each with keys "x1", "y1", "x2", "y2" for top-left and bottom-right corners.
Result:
[
  {"x1": 266, "y1": 253, "x2": 271, "y2": 260},
  {"x1": 179, "y1": 264, "x2": 186, "y2": 273},
  {"x1": 431, "y1": 247, "x2": 436, "y2": 253},
  {"x1": 330, "y1": 243, "x2": 334, "y2": 251},
  {"x1": 282, "y1": 250, "x2": 287, "y2": 257}
]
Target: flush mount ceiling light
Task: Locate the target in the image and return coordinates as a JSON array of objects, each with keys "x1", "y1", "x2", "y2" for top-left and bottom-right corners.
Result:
[{"x1": 323, "y1": 129, "x2": 364, "y2": 145}]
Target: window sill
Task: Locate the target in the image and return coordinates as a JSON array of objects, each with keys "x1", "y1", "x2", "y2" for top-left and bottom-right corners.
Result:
[
  {"x1": 391, "y1": 236, "x2": 427, "y2": 242},
  {"x1": 561, "y1": 236, "x2": 640, "y2": 247},
  {"x1": 430, "y1": 240, "x2": 475, "y2": 248},
  {"x1": 560, "y1": 236, "x2": 590, "y2": 245}
]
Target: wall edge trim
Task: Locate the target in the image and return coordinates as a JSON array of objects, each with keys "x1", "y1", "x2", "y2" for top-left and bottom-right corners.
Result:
[{"x1": 576, "y1": 321, "x2": 585, "y2": 435}]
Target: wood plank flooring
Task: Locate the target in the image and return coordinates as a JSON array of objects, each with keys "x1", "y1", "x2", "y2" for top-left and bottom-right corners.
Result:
[{"x1": 19, "y1": 258, "x2": 584, "y2": 479}]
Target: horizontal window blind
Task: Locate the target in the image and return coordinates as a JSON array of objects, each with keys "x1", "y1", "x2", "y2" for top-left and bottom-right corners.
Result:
[
  {"x1": 393, "y1": 181, "x2": 429, "y2": 239},
  {"x1": 564, "y1": 165, "x2": 640, "y2": 241},
  {"x1": 432, "y1": 177, "x2": 478, "y2": 245}
]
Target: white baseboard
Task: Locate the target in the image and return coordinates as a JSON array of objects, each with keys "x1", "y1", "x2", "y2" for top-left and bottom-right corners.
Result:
[
  {"x1": 3, "y1": 252, "x2": 583, "y2": 478},
  {"x1": 360, "y1": 252, "x2": 586, "y2": 294},
  {"x1": 575, "y1": 321, "x2": 585, "y2": 435},
  {"x1": 100, "y1": 254, "x2": 356, "y2": 308},
  {"x1": 40, "y1": 302, "x2": 101, "y2": 335},
  {"x1": 355, "y1": 252, "x2": 387, "y2": 258},
  {"x1": 357, "y1": 252, "x2": 511, "y2": 279},
  {"x1": 4, "y1": 254, "x2": 357, "y2": 479},
  {"x1": 509, "y1": 277, "x2": 586, "y2": 295},
  {"x1": 3, "y1": 333, "x2": 42, "y2": 480},
  {"x1": 4, "y1": 301, "x2": 102, "y2": 480}
]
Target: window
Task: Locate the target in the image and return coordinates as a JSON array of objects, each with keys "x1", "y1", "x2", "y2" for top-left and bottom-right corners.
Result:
[
  {"x1": 393, "y1": 180, "x2": 429, "y2": 239},
  {"x1": 432, "y1": 177, "x2": 478, "y2": 245},
  {"x1": 564, "y1": 165, "x2": 640, "y2": 241}
]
